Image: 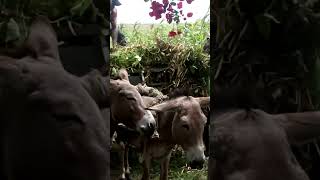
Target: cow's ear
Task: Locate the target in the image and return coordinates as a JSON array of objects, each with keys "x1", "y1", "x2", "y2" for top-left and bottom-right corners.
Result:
[
  {"x1": 26, "y1": 16, "x2": 60, "y2": 63},
  {"x1": 194, "y1": 97, "x2": 210, "y2": 107},
  {"x1": 147, "y1": 98, "x2": 182, "y2": 112},
  {"x1": 81, "y1": 70, "x2": 109, "y2": 108},
  {"x1": 273, "y1": 112, "x2": 320, "y2": 145},
  {"x1": 118, "y1": 69, "x2": 129, "y2": 81}
]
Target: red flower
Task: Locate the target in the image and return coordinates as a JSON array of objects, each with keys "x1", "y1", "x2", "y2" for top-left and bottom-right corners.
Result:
[
  {"x1": 168, "y1": 31, "x2": 177, "y2": 37},
  {"x1": 146, "y1": 0, "x2": 193, "y2": 23},
  {"x1": 166, "y1": 13, "x2": 173, "y2": 23},
  {"x1": 167, "y1": 4, "x2": 173, "y2": 12},
  {"x1": 149, "y1": 1, "x2": 165, "y2": 20},
  {"x1": 163, "y1": 0, "x2": 169, "y2": 5}
]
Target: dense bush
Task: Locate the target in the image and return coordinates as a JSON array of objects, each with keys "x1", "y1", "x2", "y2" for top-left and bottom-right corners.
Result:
[
  {"x1": 0, "y1": 0, "x2": 108, "y2": 47},
  {"x1": 213, "y1": 0, "x2": 320, "y2": 112},
  {"x1": 110, "y1": 19, "x2": 210, "y2": 96}
]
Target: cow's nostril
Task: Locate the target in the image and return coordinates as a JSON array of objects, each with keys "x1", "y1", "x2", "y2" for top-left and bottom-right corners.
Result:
[
  {"x1": 148, "y1": 122, "x2": 155, "y2": 129},
  {"x1": 139, "y1": 123, "x2": 156, "y2": 137}
]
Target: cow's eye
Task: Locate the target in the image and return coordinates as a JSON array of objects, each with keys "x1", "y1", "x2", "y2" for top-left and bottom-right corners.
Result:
[
  {"x1": 126, "y1": 96, "x2": 136, "y2": 101},
  {"x1": 182, "y1": 124, "x2": 189, "y2": 130}
]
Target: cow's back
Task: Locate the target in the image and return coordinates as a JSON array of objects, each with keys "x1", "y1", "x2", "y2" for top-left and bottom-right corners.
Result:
[{"x1": 212, "y1": 109, "x2": 309, "y2": 180}]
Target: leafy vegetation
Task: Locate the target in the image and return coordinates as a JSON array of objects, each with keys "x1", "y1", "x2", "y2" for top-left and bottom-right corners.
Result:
[
  {"x1": 213, "y1": 0, "x2": 320, "y2": 112},
  {"x1": 0, "y1": 0, "x2": 108, "y2": 47},
  {"x1": 212, "y1": 0, "x2": 320, "y2": 178},
  {"x1": 110, "y1": 18, "x2": 210, "y2": 96}
]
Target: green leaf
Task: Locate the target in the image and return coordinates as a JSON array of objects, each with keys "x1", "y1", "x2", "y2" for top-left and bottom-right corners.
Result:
[
  {"x1": 132, "y1": 55, "x2": 142, "y2": 67},
  {"x1": 111, "y1": 67, "x2": 117, "y2": 76},
  {"x1": 263, "y1": 13, "x2": 280, "y2": 24},
  {"x1": 5, "y1": 18, "x2": 20, "y2": 43},
  {"x1": 70, "y1": 0, "x2": 92, "y2": 16}
]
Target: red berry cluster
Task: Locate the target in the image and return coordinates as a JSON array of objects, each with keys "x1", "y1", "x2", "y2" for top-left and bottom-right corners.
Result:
[{"x1": 148, "y1": 0, "x2": 194, "y2": 24}]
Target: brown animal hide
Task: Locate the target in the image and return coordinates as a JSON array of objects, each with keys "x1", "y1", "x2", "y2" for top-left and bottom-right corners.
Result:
[
  {"x1": 211, "y1": 108, "x2": 320, "y2": 180},
  {"x1": 0, "y1": 16, "x2": 109, "y2": 180}
]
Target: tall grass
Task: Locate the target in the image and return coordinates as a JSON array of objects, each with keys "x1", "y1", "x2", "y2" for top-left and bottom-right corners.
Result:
[
  {"x1": 110, "y1": 18, "x2": 210, "y2": 96},
  {"x1": 130, "y1": 146, "x2": 208, "y2": 180}
]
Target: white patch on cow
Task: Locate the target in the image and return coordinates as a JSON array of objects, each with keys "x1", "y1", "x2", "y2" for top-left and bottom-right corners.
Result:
[
  {"x1": 136, "y1": 110, "x2": 156, "y2": 132},
  {"x1": 125, "y1": 167, "x2": 130, "y2": 175},
  {"x1": 186, "y1": 144, "x2": 205, "y2": 162},
  {"x1": 112, "y1": 131, "x2": 117, "y2": 144},
  {"x1": 120, "y1": 168, "x2": 126, "y2": 179}
]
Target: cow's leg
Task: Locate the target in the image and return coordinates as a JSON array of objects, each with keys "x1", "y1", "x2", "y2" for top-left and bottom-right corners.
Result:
[
  {"x1": 141, "y1": 156, "x2": 151, "y2": 180},
  {"x1": 118, "y1": 142, "x2": 126, "y2": 180},
  {"x1": 160, "y1": 151, "x2": 172, "y2": 180},
  {"x1": 124, "y1": 145, "x2": 131, "y2": 180}
]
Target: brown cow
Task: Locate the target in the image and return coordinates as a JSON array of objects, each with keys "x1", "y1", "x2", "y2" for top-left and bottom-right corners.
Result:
[
  {"x1": 115, "y1": 93, "x2": 210, "y2": 180},
  {"x1": 118, "y1": 109, "x2": 158, "y2": 179},
  {"x1": 210, "y1": 87, "x2": 320, "y2": 180},
  {"x1": 115, "y1": 96, "x2": 159, "y2": 179},
  {"x1": 122, "y1": 95, "x2": 209, "y2": 180},
  {"x1": 0, "y1": 17, "x2": 109, "y2": 180},
  {"x1": 110, "y1": 69, "x2": 156, "y2": 136},
  {"x1": 110, "y1": 69, "x2": 157, "y2": 179}
]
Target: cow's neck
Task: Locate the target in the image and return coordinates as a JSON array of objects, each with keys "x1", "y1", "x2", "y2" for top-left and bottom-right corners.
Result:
[
  {"x1": 110, "y1": 110, "x2": 132, "y2": 129},
  {"x1": 272, "y1": 111, "x2": 320, "y2": 145}
]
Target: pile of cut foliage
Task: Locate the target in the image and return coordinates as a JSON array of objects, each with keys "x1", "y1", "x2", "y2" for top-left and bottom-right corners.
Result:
[
  {"x1": 110, "y1": 21, "x2": 210, "y2": 96},
  {"x1": 0, "y1": 0, "x2": 109, "y2": 47},
  {"x1": 213, "y1": 0, "x2": 320, "y2": 178},
  {"x1": 213, "y1": 0, "x2": 320, "y2": 112}
]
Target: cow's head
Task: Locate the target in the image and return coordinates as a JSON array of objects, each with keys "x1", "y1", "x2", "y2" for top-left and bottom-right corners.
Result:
[
  {"x1": 148, "y1": 96, "x2": 210, "y2": 169},
  {"x1": 0, "y1": 16, "x2": 109, "y2": 179},
  {"x1": 110, "y1": 69, "x2": 156, "y2": 137}
]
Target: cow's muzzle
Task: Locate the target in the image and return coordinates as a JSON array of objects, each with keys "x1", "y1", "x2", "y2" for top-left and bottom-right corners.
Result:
[
  {"x1": 186, "y1": 144, "x2": 206, "y2": 169},
  {"x1": 139, "y1": 121, "x2": 156, "y2": 137},
  {"x1": 137, "y1": 110, "x2": 157, "y2": 137}
]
